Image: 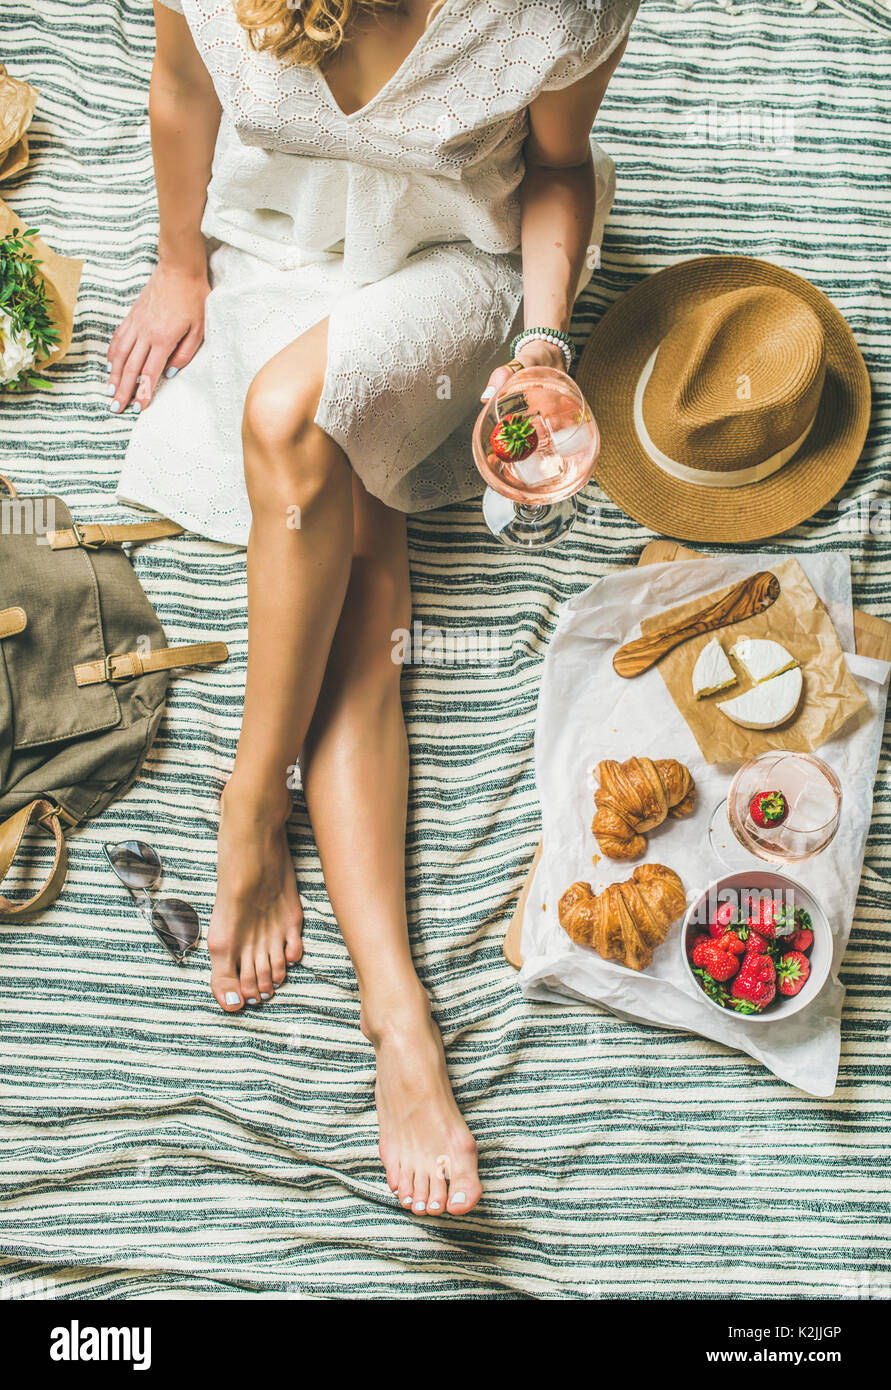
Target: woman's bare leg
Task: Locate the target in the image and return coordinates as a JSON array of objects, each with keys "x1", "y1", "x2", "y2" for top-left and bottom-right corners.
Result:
[
  {"x1": 299, "y1": 479, "x2": 481, "y2": 1217},
  {"x1": 208, "y1": 321, "x2": 352, "y2": 1010},
  {"x1": 208, "y1": 322, "x2": 480, "y2": 1216}
]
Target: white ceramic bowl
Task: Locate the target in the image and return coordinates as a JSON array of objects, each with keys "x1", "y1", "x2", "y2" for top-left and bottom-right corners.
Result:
[{"x1": 681, "y1": 870, "x2": 832, "y2": 1023}]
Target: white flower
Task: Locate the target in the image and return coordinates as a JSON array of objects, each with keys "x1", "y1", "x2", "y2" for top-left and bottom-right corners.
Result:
[{"x1": 0, "y1": 309, "x2": 36, "y2": 385}]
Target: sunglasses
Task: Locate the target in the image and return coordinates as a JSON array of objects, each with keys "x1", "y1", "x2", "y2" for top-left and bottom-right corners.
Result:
[{"x1": 103, "y1": 840, "x2": 201, "y2": 964}]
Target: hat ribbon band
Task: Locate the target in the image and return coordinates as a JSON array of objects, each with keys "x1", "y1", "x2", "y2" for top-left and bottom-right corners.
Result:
[{"x1": 633, "y1": 348, "x2": 816, "y2": 489}]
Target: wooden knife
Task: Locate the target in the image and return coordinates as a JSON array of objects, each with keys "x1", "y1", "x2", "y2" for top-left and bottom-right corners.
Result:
[{"x1": 613, "y1": 571, "x2": 781, "y2": 678}]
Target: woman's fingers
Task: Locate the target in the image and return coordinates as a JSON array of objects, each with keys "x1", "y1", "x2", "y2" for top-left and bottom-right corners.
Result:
[
  {"x1": 106, "y1": 322, "x2": 136, "y2": 392},
  {"x1": 133, "y1": 342, "x2": 175, "y2": 410},
  {"x1": 164, "y1": 321, "x2": 204, "y2": 377},
  {"x1": 110, "y1": 339, "x2": 150, "y2": 413},
  {"x1": 107, "y1": 321, "x2": 202, "y2": 413},
  {"x1": 479, "y1": 363, "x2": 514, "y2": 403}
]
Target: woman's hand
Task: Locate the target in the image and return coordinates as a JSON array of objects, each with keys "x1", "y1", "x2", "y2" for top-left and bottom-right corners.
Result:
[
  {"x1": 479, "y1": 336, "x2": 568, "y2": 403},
  {"x1": 106, "y1": 261, "x2": 210, "y2": 414}
]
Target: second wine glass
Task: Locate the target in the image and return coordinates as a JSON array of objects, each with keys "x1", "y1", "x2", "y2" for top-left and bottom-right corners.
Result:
[{"x1": 709, "y1": 750, "x2": 842, "y2": 870}]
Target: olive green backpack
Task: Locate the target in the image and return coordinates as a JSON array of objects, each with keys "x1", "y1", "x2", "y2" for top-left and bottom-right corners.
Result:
[{"x1": 0, "y1": 473, "x2": 228, "y2": 920}]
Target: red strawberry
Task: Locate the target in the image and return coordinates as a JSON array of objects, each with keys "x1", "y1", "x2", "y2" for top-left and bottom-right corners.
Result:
[
  {"x1": 745, "y1": 930, "x2": 768, "y2": 956},
  {"x1": 718, "y1": 931, "x2": 746, "y2": 957},
  {"x1": 490, "y1": 413, "x2": 538, "y2": 463},
  {"x1": 731, "y1": 951, "x2": 776, "y2": 1008},
  {"x1": 777, "y1": 950, "x2": 811, "y2": 996},
  {"x1": 749, "y1": 790, "x2": 789, "y2": 828},
  {"x1": 708, "y1": 900, "x2": 737, "y2": 937},
  {"x1": 688, "y1": 933, "x2": 710, "y2": 963},
  {"x1": 748, "y1": 897, "x2": 796, "y2": 940},
  {"x1": 701, "y1": 941, "x2": 740, "y2": 982},
  {"x1": 789, "y1": 926, "x2": 814, "y2": 953}
]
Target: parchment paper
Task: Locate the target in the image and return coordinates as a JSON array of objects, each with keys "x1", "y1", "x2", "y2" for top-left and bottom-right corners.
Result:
[
  {"x1": 518, "y1": 553, "x2": 889, "y2": 1096},
  {"x1": 639, "y1": 557, "x2": 867, "y2": 763},
  {"x1": 0, "y1": 198, "x2": 82, "y2": 366},
  {"x1": 0, "y1": 65, "x2": 38, "y2": 182}
]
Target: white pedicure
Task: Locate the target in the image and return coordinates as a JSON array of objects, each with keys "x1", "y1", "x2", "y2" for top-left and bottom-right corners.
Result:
[
  {"x1": 131, "y1": 403, "x2": 141, "y2": 414},
  {"x1": 402, "y1": 1197, "x2": 413, "y2": 1207},
  {"x1": 224, "y1": 991, "x2": 240, "y2": 1005},
  {"x1": 247, "y1": 997, "x2": 259, "y2": 1004},
  {"x1": 451, "y1": 1192, "x2": 467, "y2": 1205},
  {"x1": 480, "y1": 385, "x2": 495, "y2": 401},
  {"x1": 413, "y1": 1202, "x2": 426, "y2": 1213},
  {"x1": 105, "y1": 383, "x2": 116, "y2": 395},
  {"x1": 109, "y1": 401, "x2": 121, "y2": 413},
  {"x1": 428, "y1": 1202, "x2": 442, "y2": 1212},
  {"x1": 106, "y1": 360, "x2": 112, "y2": 372},
  {"x1": 260, "y1": 992, "x2": 271, "y2": 1000},
  {"x1": 165, "y1": 366, "x2": 179, "y2": 379}
]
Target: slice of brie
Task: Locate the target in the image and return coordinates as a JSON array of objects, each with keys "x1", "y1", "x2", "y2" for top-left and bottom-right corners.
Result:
[
  {"x1": 718, "y1": 666, "x2": 803, "y2": 730},
  {"x1": 692, "y1": 637, "x2": 738, "y2": 699},
  {"x1": 730, "y1": 636, "x2": 798, "y2": 686}
]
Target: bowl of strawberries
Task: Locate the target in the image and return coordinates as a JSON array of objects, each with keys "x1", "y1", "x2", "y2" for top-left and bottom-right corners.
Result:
[{"x1": 681, "y1": 870, "x2": 832, "y2": 1022}]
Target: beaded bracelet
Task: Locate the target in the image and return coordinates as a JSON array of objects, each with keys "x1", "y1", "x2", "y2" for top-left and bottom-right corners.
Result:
[{"x1": 509, "y1": 326, "x2": 575, "y2": 371}]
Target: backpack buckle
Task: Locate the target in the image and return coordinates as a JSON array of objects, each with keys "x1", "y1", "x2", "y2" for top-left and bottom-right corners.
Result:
[
  {"x1": 104, "y1": 652, "x2": 129, "y2": 682},
  {"x1": 69, "y1": 520, "x2": 99, "y2": 549},
  {"x1": 102, "y1": 651, "x2": 142, "y2": 682}
]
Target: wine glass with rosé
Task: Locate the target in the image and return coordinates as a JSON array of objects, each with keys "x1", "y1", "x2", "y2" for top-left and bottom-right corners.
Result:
[
  {"x1": 472, "y1": 366, "x2": 599, "y2": 549},
  {"x1": 709, "y1": 750, "x2": 842, "y2": 871}
]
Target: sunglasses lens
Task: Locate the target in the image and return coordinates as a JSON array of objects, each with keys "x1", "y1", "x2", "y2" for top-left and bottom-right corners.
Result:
[
  {"x1": 152, "y1": 898, "x2": 200, "y2": 957},
  {"x1": 108, "y1": 839, "x2": 162, "y2": 889}
]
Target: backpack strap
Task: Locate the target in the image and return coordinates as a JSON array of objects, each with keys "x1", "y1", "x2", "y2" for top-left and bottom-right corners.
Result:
[
  {"x1": 0, "y1": 607, "x2": 26, "y2": 638},
  {"x1": 0, "y1": 799, "x2": 68, "y2": 921},
  {"x1": 47, "y1": 518, "x2": 184, "y2": 549},
  {"x1": 73, "y1": 640, "x2": 229, "y2": 687}
]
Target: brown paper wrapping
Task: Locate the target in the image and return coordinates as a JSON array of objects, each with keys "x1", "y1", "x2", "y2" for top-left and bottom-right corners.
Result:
[
  {"x1": 0, "y1": 198, "x2": 82, "y2": 366},
  {"x1": 639, "y1": 557, "x2": 867, "y2": 764},
  {"x1": 0, "y1": 65, "x2": 38, "y2": 182}
]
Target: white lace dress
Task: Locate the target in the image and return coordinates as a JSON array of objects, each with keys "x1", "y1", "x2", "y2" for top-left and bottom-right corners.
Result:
[{"x1": 116, "y1": 0, "x2": 640, "y2": 544}]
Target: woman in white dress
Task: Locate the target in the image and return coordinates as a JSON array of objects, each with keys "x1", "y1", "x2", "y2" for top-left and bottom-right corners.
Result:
[{"x1": 108, "y1": 0, "x2": 639, "y2": 1217}]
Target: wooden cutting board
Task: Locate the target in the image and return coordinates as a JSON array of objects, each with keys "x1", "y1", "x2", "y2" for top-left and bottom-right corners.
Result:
[{"x1": 503, "y1": 541, "x2": 891, "y2": 969}]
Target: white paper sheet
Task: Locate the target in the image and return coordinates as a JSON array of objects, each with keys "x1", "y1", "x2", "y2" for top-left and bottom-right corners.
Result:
[{"x1": 519, "y1": 554, "x2": 890, "y2": 1097}]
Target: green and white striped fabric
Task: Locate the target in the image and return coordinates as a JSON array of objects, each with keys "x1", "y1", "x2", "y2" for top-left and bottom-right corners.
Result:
[{"x1": 1, "y1": 0, "x2": 889, "y2": 1299}]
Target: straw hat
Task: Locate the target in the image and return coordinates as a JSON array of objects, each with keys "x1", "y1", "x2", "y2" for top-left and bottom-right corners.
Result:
[{"x1": 576, "y1": 256, "x2": 870, "y2": 541}]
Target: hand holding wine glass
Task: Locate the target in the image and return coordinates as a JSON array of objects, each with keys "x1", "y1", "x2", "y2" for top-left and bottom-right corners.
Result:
[
  {"x1": 479, "y1": 336, "x2": 568, "y2": 403},
  {"x1": 473, "y1": 344, "x2": 600, "y2": 549}
]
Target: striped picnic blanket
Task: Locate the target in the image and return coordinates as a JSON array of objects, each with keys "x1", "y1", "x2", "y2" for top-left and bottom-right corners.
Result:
[{"x1": 0, "y1": 0, "x2": 888, "y2": 1300}]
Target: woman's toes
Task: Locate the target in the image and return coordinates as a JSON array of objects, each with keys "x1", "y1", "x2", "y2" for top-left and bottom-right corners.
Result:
[
  {"x1": 398, "y1": 1170, "x2": 415, "y2": 1210},
  {"x1": 285, "y1": 924, "x2": 303, "y2": 965},
  {"x1": 211, "y1": 962, "x2": 244, "y2": 1013},
  {"x1": 411, "y1": 1174, "x2": 430, "y2": 1215},
  {"x1": 427, "y1": 1172, "x2": 448, "y2": 1216},
  {"x1": 446, "y1": 1173, "x2": 482, "y2": 1216},
  {"x1": 270, "y1": 949, "x2": 287, "y2": 987},
  {"x1": 239, "y1": 953, "x2": 261, "y2": 1006},
  {"x1": 254, "y1": 952, "x2": 274, "y2": 1000}
]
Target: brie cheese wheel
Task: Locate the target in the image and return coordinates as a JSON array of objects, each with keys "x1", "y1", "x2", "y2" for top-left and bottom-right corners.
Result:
[
  {"x1": 730, "y1": 636, "x2": 798, "y2": 686},
  {"x1": 718, "y1": 666, "x2": 803, "y2": 730},
  {"x1": 692, "y1": 637, "x2": 737, "y2": 699}
]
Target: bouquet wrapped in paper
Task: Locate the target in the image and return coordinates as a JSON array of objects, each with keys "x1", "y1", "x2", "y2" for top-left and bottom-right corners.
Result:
[
  {"x1": 0, "y1": 200, "x2": 82, "y2": 391},
  {"x1": 0, "y1": 63, "x2": 38, "y2": 182}
]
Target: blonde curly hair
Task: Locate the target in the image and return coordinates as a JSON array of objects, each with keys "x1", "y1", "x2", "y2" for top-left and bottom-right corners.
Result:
[{"x1": 234, "y1": 0, "x2": 445, "y2": 67}]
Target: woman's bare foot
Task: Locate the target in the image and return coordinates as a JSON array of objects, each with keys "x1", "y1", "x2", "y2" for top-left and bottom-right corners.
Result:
[
  {"x1": 362, "y1": 993, "x2": 481, "y2": 1217},
  {"x1": 207, "y1": 777, "x2": 304, "y2": 1011}
]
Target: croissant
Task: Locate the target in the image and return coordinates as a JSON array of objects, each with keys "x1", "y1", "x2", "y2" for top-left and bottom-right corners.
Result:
[
  {"x1": 558, "y1": 864, "x2": 686, "y2": 971},
  {"x1": 592, "y1": 756, "x2": 695, "y2": 860}
]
